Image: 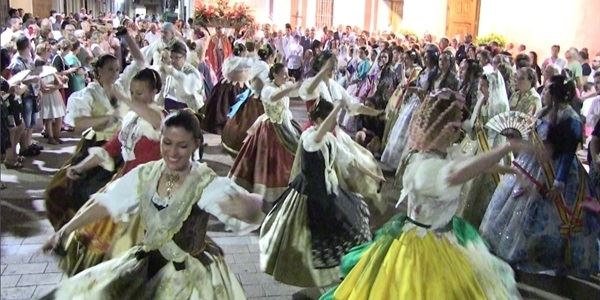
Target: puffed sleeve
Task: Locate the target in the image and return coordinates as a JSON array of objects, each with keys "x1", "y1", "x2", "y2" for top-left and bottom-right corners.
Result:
[
  {"x1": 114, "y1": 59, "x2": 145, "y2": 96},
  {"x1": 64, "y1": 88, "x2": 94, "y2": 127},
  {"x1": 93, "y1": 165, "x2": 142, "y2": 222},
  {"x1": 197, "y1": 177, "x2": 263, "y2": 234},
  {"x1": 298, "y1": 76, "x2": 321, "y2": 101},
  {"x1": 401, "y1": 155, "x2": 462, "y2": 202},
  {"x1": 172, "y1": 68, "x2": 205, "y2": 111},
  {"x1": 261, "y1": 82, "x2": 294, "y2": 103}
]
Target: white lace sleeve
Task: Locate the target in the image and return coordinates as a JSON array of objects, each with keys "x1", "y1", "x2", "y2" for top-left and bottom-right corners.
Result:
[
  {"x1": 93, "y1": 166, "x2": 142, "y2": 222},
  {"x1": 64, "y1": 88, "x2": 94, "y2": 127},
  {"x1": 197, "y1": 177, "x2": 262, "y2": 234}
]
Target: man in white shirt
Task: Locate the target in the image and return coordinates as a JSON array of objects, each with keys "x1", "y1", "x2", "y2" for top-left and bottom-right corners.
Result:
[
  {"x1": 285, "y1": 35, "x2": 303, "y2": 81},
  {"x1": 542, "y1": 45, "x2": 567, "y2": 72},
  {"x1": 144, "y1": 23, "x2": 161, "y2": 45},
  {"x1": 113, "y1": 11, "x2": 122, "y2": 28},
  {"x1": 1, "y1": 17, "x2": 23, "y2": 47}
]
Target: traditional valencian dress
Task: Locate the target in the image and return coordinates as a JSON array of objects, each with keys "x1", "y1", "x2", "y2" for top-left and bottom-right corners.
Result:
[
  {"x1": 45, "y1": 60, "x2": 144, "y2": 230},
  {"x1": 60, "y1": 108, "x2": 163, "y2": 275},
  {"x1": 260, "y1": 127, "x2": 372, "y2": 287},
  {"x1": 459, "y1": 71, "x2": 510, "y2": 228},
  {"x1": 321, "y1": 150, "x2": 519, "y2": 300},
  {"x1": 42, "y1": 160, "x2": 259, "y2": 300},
  {"x1": 229, "y1": 81, "x2": 302, "y2": 202},
  {"x1": 201, "y1": 57, "x2": 250, "y2": 134},
  {"x1": 380, "y1": 67, "x2": 434, "y2": 170},
  {"x1": 221, "y1": 60, "x2": 269, "y2": 154},
  {"x1": 299, "y1": 78, "x2": 386, "y2": 213},
  {"x1": 156, "y1": 63, "x2": 205, "y2": 112},
  {"x1": 480, "y1": 106, "x2": 600, "y2": 278}
]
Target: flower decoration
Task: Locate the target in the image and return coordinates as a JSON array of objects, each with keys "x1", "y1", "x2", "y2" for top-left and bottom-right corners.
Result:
[{"x1": 195, "y1": 0, "x2": 255, "y2": 28}]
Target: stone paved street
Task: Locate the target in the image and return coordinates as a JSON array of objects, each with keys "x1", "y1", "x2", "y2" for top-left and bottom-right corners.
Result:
[
  {"x1": 2, "y1": 100, "x2": 598, "y2": 300},
  {"x1": 0, "y1": 100, "x2": 402, "y2": 300}
]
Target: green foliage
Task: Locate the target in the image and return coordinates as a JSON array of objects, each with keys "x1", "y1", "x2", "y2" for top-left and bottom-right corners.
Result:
[
  {"x1": 398, "y1": 28, "x2": 417, "y2": 39},
  {"x1": 162, "y1": 11, "x2": 178, "y2": 23},
  {"x1": 476, "y1": 33, "x2": 508, "y2": 47}
]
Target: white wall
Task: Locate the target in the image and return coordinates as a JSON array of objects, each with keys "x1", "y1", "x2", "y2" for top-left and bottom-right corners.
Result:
[
  {"x1": 332, "y1": 0, "x2": 366, "y2": 29},
  {"x1": 401, "y1": 0, "x2": 447, "y2": 38},
  {"x1": 478, "y1": 0, "x2": 600, "y2": 62}
]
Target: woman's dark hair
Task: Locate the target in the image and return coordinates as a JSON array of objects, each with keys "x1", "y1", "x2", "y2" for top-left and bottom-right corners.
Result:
[
  {"x1": 529, "y1": 51, "x2": 539, "y2": 66},
  {"x1": 0, "y1": 48, "x2": 10, "y2": 73},
  {"x1": 548, "y1": 75, "x2": 575, "y2": 105},
  {"x1": 515, "y1": 53, "x2": 531, "y2": 69},
  {"x1": 92, "y1": 54, "x2": 118, "y2": 76},
  {"x1": 268, "y1": 63, "x2": 286, "y2": 81},
  {"x1": 423, "y1": 48, "x2": 439, "y2": 68},
  {"x1": 258, "y1": 44, "x2": 274, "y2": 61},
  {"x1": 405, "y1": 49, "x2": 422, "y2": 67},
  {"x1": 163, "y1": 109, "x2": 204, "y2": 159},
  {"x1": 459, "y1": 59, "x2": 483, "y2": 109},
  {"x1": 359, "y1": 46, "x2": 369, "y2": 57},
  {"x1": 132, "y1": 68, "x2": 162, "y2": 91},
  {"x1": 518, "y1": 67, "x2": 537, "y2": 88},
  {"x1": 312, "y1": 50, "x2": 333, "y2": 72},
  {"x1": 233, "y1": 43, "x2": 246, "y2": 56},
  {"x1": 170, "y1": 41, "x2": 187, "y2": 56},
  {"x1": 309, "y1": 100, "x2": 334, "y2": 122}
]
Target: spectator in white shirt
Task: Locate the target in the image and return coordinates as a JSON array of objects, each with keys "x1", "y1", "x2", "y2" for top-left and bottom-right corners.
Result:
[
  {"x1": 144, "y1": 23, "x2": 160, "y2": 45},
  {"x1": 542, "y1": 44, "x2": 567, "y2": 72},
  {"x1": 1, "y1": 17, "x2": 23, "y2": 47},
  {"x1": 285, "y1": 35, "x2": 303, "y2": 81}
]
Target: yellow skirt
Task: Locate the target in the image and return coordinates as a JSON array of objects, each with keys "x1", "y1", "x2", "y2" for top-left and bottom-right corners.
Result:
[{"x1": 334, "y1": 228, "x2": 496, "y2": 300}]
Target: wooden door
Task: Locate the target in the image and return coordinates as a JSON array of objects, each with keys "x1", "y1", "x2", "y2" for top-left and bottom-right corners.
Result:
[
  {"x1": 446, "y1": 0, "x2": 480, "y2": 38},
  {"x1": 33, "y1": 0, "x2": 53, "y2": 18}
]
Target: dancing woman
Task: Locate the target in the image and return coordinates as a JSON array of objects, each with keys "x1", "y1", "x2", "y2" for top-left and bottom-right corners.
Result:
[
  {"x1": 221, "y1": 45, "x2": 275, "y2": 154},
  {"x1": 41, "y1": 110, "x2": 263, "y2": 300},
  {"x1": 156, "y1": 41, "x2": 205, "y2": 112},
  {"x1": 45, "y1": 30, "x2": 144, "y2": 230},
  {"x1": 380, "y1": 47, "x2": 440, "y2": 170},
  {"x1": 322, "y1": 95, "x2": 519, "y2": 300},
  {"x1": 260, "y1": 100, "x2": 372, "y2": 287},
  {"x1": 300, "y1": 53, "x2": 386, "y2": 213},
  {"x1": 229, "y1": 63, "x2": 302, "y2": 204},
  {"x1": 59, "y1": 63, "x2": 166, "y2": 275},
  {"x1": 480, "y1": 75, "x2": 600, "y2": 278}
]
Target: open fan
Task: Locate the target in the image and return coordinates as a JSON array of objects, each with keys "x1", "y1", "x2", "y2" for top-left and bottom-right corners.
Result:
[{"x1": 485, "y1": 111, "x2": 537, "y2": 140}]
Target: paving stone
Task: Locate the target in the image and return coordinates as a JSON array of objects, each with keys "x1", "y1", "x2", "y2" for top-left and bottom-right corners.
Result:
[
  {"x1": 17, "y1": 272, "x2": 63, "y2": 286},
  {"x1": 229, "y1": 262, "x2": 258, "y2": 273},
  {"x1": 0, "y1": 286, "x2": 35, "y2": 299},
  {"x1": 3, "y1": 262, "x2": 47, "y2": 275},
  {"x1": 239, "y1": 272, "x2": 275, "y2": 285},
  {"x1": 212, "y1": 236, "x2": 251, "y2": 246},
  {"x1": 22, "y1": 235, "x2": 50, "y2": 244},
  {"x1": 242, "y1": 284, "x2": 266, "y2": 297},
  {"x1": 263, "y1": 283, "x2": 302, "y2": 296},
  {"x1": 33, "y1": 284, "x2": 56, "y2": 298},
  {"x1": 1, "y1": 275, "x2": 21, "y2": 287},
  {"x1": 222, "y1": 245, "x2": 250, "y2": 254},
  {"x1": 0, "y1": 236, "x2": 24, "y2": 245},
  {"x1": 28, "y1": 252, "x2": 60, "y2": 263},
  {"x1": 44, "y1": 262, "x2": 63, "y2": 273},
  {"x1": 234, "y1": 253, "x2": 260, "y2": 264},
  {"x1": 1, "y1": 263, "x2": 6, "y2": 274}
]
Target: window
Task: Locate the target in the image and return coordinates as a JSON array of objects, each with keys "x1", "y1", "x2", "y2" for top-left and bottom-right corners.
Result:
[{"x1": 315, "y1": 0, "x2": 334, "y2": 29}]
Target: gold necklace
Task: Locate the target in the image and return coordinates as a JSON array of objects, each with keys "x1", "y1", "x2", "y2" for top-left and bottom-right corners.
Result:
[{"x1": 164, "y1": 173, "x2": 181, "y2": 199}]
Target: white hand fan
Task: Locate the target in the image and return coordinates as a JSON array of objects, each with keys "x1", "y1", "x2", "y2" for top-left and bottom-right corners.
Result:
[{"x1": 485, "y1": 111, "x2": 537, "y2": 140}]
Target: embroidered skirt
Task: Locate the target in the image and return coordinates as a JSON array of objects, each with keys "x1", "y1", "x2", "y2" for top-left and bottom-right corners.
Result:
[
  {"x1": 221, "y1": 97, "x2": 264, "y2": 155},
  {"x1": 229, "y1": 118, "x2": 301, "y2": 202},
  {"x1": 321, "y1": 215, "x2": 519, "y2": 300},
  {"x1": 45, "y1": 131, "x2": 122, "y2": 230},
  {"x1": 41, "y1": 242, "x2": 246, "y2": 300}
]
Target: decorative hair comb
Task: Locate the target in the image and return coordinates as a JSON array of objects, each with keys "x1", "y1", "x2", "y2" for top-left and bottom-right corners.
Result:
[{"x1": 485, "y1": 111, "x2": 537, "y2": 140}]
